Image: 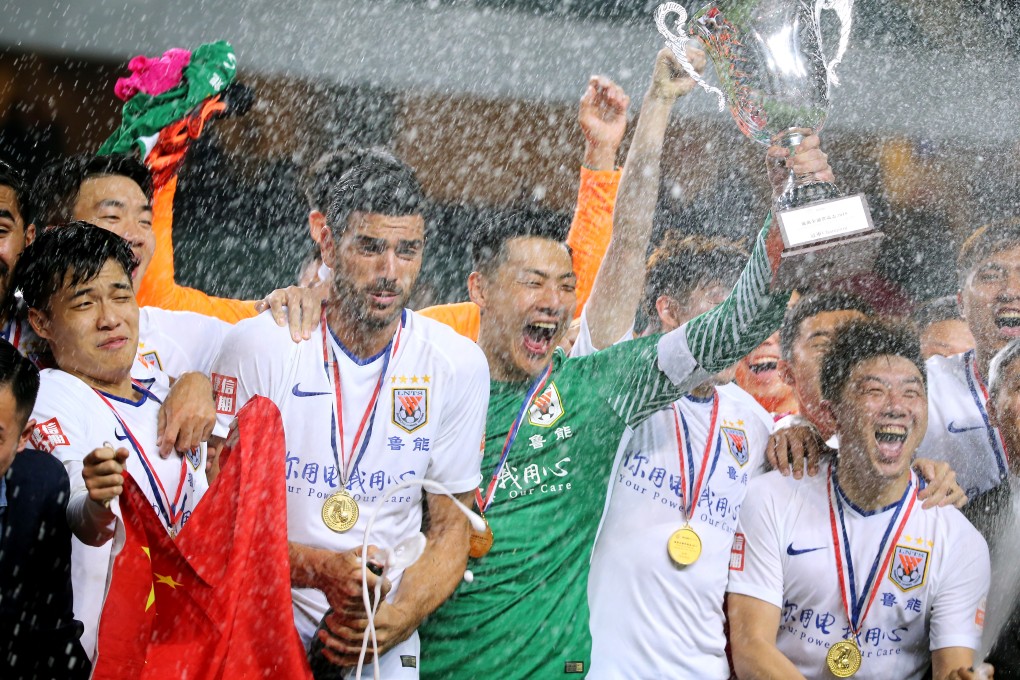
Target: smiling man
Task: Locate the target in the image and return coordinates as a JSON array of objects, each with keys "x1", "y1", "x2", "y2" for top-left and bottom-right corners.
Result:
[
  {"x1": 209, "y1": 150, "x2": 488, "y2": 677},
  {"x1": 728, "y1": 320, "x2": 989, "y2": 680},
  {"x1": 917, "y1": 219, "x2": 1020, "y2": 496}
]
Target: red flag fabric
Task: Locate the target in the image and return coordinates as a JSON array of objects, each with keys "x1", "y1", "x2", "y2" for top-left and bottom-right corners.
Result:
[{"x1": 92, "y1": 396, "x2": 311, "y2": 679}]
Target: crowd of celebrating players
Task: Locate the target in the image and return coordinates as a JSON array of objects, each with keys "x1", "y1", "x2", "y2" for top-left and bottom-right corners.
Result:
[{"x1": 1, "y1": 41, "x2": 1019, "y2": 680}]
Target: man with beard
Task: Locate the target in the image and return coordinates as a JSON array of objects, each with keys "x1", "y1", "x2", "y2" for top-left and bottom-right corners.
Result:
[
  {"x1": 728, "y1": 320, "x2": 989, "y2": 680},
  {"x1": 209, "y1": 150, "x2": 488, "y2": 677}
]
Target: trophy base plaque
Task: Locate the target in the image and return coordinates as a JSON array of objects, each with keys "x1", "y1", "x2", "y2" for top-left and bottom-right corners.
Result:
[{"x1": 772, "y1": 193, "x2": 883, "y2": 291}]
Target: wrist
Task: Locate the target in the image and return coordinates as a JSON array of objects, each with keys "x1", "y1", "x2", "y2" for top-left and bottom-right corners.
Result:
[{"x1": 582, "y1": 143, "x2": 618, "y2": 172}]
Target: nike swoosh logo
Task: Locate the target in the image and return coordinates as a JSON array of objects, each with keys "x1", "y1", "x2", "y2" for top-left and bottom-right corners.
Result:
[
  {"x1": 292, "y1": 384, "x2": 330, "y2": 398},
  {"x1": 947, "y1": 421, "x2": 986, "y2": 434},
  {"x1": 786, "y1": 544, "x2": 826, "y2": 556}
]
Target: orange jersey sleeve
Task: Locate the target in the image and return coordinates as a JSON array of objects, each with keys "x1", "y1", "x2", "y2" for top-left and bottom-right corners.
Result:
[
  {"x1": 417, "y1": 301, "x2": 480, "y2": 342},
  {"x1": 566, "y1": 167, "x2": 621, "y2": 316},
  {"x1": 136, "y1": 175, "x2": 259, "y2": 323}
]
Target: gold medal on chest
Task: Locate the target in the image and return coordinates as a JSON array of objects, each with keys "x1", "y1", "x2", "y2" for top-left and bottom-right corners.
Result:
[
  {"x1": 667, "y1": 525, "x2": 702, "y2": 566},
  {"x1": 468, "y1": 518, "x2": 494, "y2": 559},
  {"x1": 826, "y1": 639, "x2": 862, "y2": 678},
  {"x1": 321, "y1": 490, "x2": 360, "y2": 533}
]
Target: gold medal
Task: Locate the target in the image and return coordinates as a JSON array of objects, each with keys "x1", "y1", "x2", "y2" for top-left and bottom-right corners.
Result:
[
  {"x1": 321, "y1": 490, "x2": 360, "y2": 533},
  {"x1": 468, "y1": 518, "x2": 494, "y2": 559},
  {"x1": 667, "y1": 525, "x2": 702, "y2": 566},
  {"x1": 826, "y1": 640, "x2": 862, "y2": 678}
]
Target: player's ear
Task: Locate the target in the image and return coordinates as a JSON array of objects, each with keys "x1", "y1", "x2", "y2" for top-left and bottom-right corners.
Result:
[
  {"x1": 27, "y1": 307, "x2": 51, "y2": 341},
  {"x1": 467, "y1": 271, "x2": 486, "y2": 310},
  {"x1": 778, "y1": 359, "x2": 795, "y2": 386},
  {"x1": 319, "y1": 225, "x2": 336, "y2": 270},
  {"x1": 24, "y1": 222, "x2": 36, "y2": 246},
  {"x1": 17, "y1": 418, "x2": 35, "y2": 452},
  {"x1": 308, "y1": 211, "x2": 326, "y2": 245},
  {"x1": 655, "y1": 295, "x2": 679, "y2": 329}
]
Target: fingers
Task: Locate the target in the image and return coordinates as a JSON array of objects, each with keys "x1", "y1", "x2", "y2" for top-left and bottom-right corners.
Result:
[
  {"x1": 83, "y1": 446, "x2": 129, "y2": 503},
  {"x1": 158, "y1": 405, "x2": 182, "y2": 459},
  {"x1": 266, "y1": 292, "x2": 288, "y2": 328},
  {"x1": 804, "y1": 436, "x2": 822, "y2": 477},
  {"x1": 766, "y1": 432, "x2": 791, "y2": 476},
  {"x1": 156, "y1": 403, "x2": 168, "y2": 455},
  {"x1": 788, "y1": 431, "x2": 806, "y2": 480},
  {"x1": 685, "y1": 45, "x2": 706, "y2": 73}
]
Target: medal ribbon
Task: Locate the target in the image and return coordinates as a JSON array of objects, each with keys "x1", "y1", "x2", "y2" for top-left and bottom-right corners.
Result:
[
  {"x1": 964, "y1": 350, "x2": 1009, "y2": 473},
  {"x1": 321, "y1": 308, "x2": 403, "y2": 488},
  {"x1": 827, "y1": 467, "x2": 916, "y2": 640},
  {"x1": 94, "y1": 382, "x2": 187, "y2": 534},
  {"x1": 475, "y1": 362, "x2": 553, "y2": 513},
  {"x1": 671, "y1": 389, "x2": 720, "y2": 522},
  {"x1": 2, "y1": 319, "x2": 21, "y2": 349}
]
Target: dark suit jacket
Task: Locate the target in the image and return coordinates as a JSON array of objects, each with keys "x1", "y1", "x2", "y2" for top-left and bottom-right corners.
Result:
[{"x1": 0, "y1": 449, "x2": 90, "y2": 680}]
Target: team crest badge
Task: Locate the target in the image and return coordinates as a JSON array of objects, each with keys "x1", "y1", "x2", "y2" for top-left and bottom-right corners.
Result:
[
  {"x1": 138, "y1": 350, "x2": 162, "y2": 371},
  {"x1": 722, "y1": 426, "x2": 749, "y2": 466},
  {"x1": 393, "y1": 388, "x2": 428, "y2": 433},
  {"x1": 890, "y1": 545, "x2": 929, "y2": 591},
  {"x1": 528, "y1": 383, "x2": 564, "y2": 427},
  {"x1": 186, "y1": 446, "x2": 201, "y2": 471}
]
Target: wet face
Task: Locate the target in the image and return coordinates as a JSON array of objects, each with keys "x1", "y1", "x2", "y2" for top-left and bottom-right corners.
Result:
[
  {"x1": 0, "y1": 185, "x2": 33, "y2": 301},
  {"x1": 830, "y1": 355, "x2": 927, "y2": 482},
  {"x1": 0, "y1": 385, "x2": 33, "y2": 478},
  {"x1": 990, "y1": 357, "x2": 1020, "y2": 469},
  {"x1": 735, "y1": 332, "x2": 795, "y2": 412},
  {"x1": 472, "y1": 236, "x2": 576, "y2": 381},
  {"x1": 781, "y1": 310, "x2": 867, "y2": 432},
  {"x1": 919, "y1": 319, "x2": 975, "y2": 360},
  {"x1": 29, "y1": 259, "x2": 139, "y2": 387},
  {"x1": 323, "y1": 211, "x2": 424, "y2": 331},
  {"x1": 72, "y1": 175, "x2": 154, "y2": 283},
  {"x1": 960, "y1": 244, "x2": 1020, "y2": 363}
]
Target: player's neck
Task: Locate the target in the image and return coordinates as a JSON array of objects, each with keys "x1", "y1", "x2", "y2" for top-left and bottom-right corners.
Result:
[
  {"x1": 323, "y1": 304, "x2": 399, "y2": 361},
  {"x1": 67, "y1": 367, "x2": 137, "y2": 401},
  {"x1": 837, "y1": 452, "x2": 911, "y2": 511},
  {"x1": 975, "y1": 347, "x2": 994, "y2": 386},
  {"x1": 689, "y1": 382, "x2": 714, "y2": 399}
]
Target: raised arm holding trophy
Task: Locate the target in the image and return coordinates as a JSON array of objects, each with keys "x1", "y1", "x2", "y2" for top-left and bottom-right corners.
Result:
[{"x1": 655, "y1": 0, "x2": 882, "y2": 290}]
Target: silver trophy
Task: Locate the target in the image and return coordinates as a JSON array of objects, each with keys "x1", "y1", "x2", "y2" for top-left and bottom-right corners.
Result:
[{"x1": 655, "y1": 0, "x2": 882, "y2": 289}]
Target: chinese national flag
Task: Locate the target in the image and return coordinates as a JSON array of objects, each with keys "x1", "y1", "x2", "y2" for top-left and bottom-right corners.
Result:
[{"x1": 92, "y1": 396, "x2": 311, "y2": 679}]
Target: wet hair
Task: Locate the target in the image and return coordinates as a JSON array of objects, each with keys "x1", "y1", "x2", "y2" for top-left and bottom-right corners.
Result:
[
  {"x1": 31, "y1": 153, "x2": 153, "y2": 229},
  {"x1": 642, "y1": 232, "x2": 747, "y2": 320},
  {"x1": 325, "y1": 149, "x2": 424, "y2": 234},
  {"x1": 302, "y1": 147, "x2": 367, "y2": 212},
  {"x1": 0, "y1": 338, "x2": 39, "y2": 425},
  {"x1": 912, "y1": 295, "x2": 963, "y2": 332},
  {"x1": 0, "y1": 159, "x2": 32, "y2": 226},
  {"x1": 957, "y1": 218, "x2": 1020, "y2": 286},
  {"x1": 470, "y1": 207, "x2": 571, "y2": 275},
  {"x1": 779, "y1": 291, "x2": 875, "y2": 362},
  {"x1": 820, "y1": 319, "x2": 926, "y2": 405},
  {"x1": 12, "y1": 221, "x2": 137, "y2": 312},
  {"x1": 989, "y1": 339, "x2": 1020, "y2": 401}
]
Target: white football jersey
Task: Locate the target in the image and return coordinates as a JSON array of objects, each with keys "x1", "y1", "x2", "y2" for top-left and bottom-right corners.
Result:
[
  {"x1": 29, "y1": 368, "x2": 209, "y2": 660},
  {"x1": 728, "y1": 464, "x2": 989, "y2": 680},
  {"x1": 918, "y1": 351, "x2": 1008, "y2": 497},
  {"x1": 210, "y1": 309, "x2": 488, "y2": 676},
  {"x1": 587, "y1": 382, "x2": 773, "y2": 679},
  {"x1": 135, "y1": 306, "x2": 231, "y2": 378}
]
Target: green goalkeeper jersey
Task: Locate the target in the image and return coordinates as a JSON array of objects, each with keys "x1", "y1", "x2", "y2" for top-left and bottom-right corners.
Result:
[{"x1": 419, "y1": 222, "x2": 786, "y2": 679}]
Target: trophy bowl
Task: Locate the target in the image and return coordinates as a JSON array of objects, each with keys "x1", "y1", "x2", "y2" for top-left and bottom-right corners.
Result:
[{"x1": 655, "y1": 0, "x2": 883, "y2": 290}]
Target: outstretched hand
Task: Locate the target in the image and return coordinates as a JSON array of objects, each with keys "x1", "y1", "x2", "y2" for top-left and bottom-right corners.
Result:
[{"x1": 579, "y1": 75, "x2": 629, "y2": 170}]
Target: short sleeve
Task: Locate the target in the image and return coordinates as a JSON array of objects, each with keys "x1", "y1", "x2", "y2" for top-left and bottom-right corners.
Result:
[
  {"x1": 928, "y1": 516, "x2": 990, "y2": 652},
  {"x1": 425, "y1": 343, "x2": 489, "y2": 494},
  {"x1": 726, "y1": 473, "x2": 786, "y2": 609},
  {"x1": 209, "y1": 315, "x2": 292, "y2": 436}
]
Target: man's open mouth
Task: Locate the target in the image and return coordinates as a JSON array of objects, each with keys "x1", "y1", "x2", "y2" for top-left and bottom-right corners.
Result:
[
  {"x1": 523, "y1": 321, "x2": 557, "y2": 356},
  {"x1": 995, "y1": 309, "x2": 1020, "y2": 329}
]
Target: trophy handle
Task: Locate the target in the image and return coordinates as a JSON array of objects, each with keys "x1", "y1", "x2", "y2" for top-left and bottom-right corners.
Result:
[
  {"x1": 815, "y1": 0, "x2": 854, "y2": 86},
  {"x1": 654, "y1": 2, "x2": 726, "y2": 111}
]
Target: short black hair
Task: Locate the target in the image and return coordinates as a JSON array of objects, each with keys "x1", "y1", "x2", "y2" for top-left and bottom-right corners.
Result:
[
  {"x1": 957, "y1": 217, "x2": 1020, "y2": 287},
  {"x1": 0, "y1": 159, "x2": 32, "y2": 226},
  {"x1": 302, "y1": 147, "x2": 368, "y2": 213},
  {"x1": 779, "y1": 291, "x2": 875, "y2": 361},
  {"x1": 643, "y1": 232, "x2": 747, "y2": 320},
  {"x1": 912, "y1": 295, "x2": 963, "y2": 331},
  {"x1": 31, "y1": 153, "x2": 152, "y2": 229},
  {"x1": 0, "y1": 338, "x2": 39, "y2": 425},
  {"x1": 470, "y1": 207, "x2": 571, "y2": 274},
  {"x1": 12, "y1": 221, "x2": 137, "y2": 312},
  {"x1": 820, "y1": 319, "x2": 926, "y2": 405},
  {"x1": 325, "y1": 149, "x2": 424, "y2": 234}
]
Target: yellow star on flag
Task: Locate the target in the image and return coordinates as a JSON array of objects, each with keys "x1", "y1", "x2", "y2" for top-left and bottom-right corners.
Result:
[
  {"x1": 155, "y1": 573, "x2": 184, "y2": 589},
  {"x1": 142, "y1": 546, "x2": 156, "y2": 611}
]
